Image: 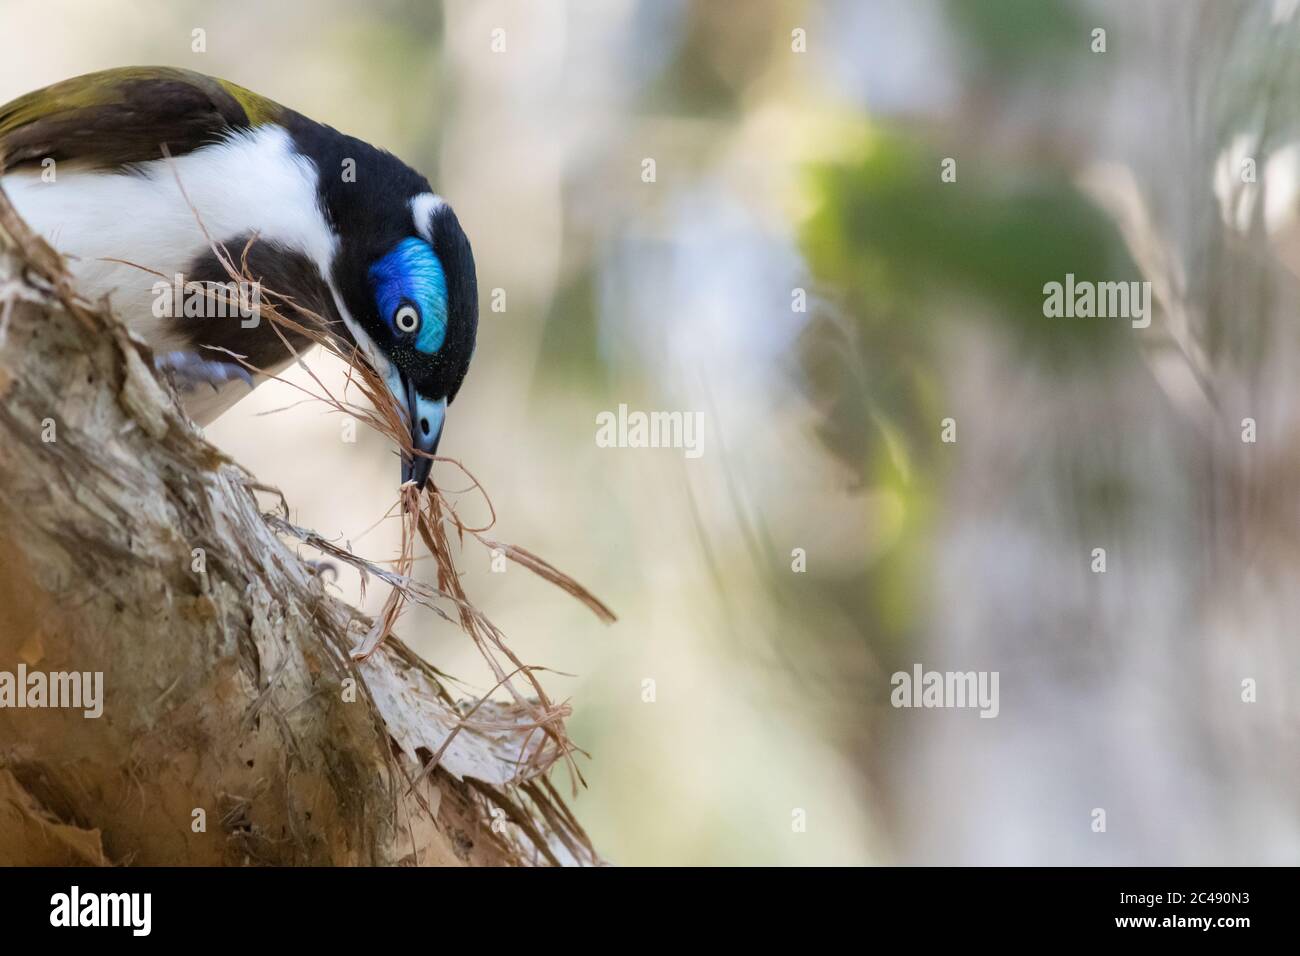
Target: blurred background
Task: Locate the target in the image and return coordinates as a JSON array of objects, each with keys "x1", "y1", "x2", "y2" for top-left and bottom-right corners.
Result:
[{"x1": 3, "y1": 0, "x2": 1297, "y2": 864}]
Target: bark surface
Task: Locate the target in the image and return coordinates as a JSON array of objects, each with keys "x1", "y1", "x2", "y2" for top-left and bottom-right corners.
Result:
[{"x1": 0, "y1": 189, "x2": 592, "y2": 867}]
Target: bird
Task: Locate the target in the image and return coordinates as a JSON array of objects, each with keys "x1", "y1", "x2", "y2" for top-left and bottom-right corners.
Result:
[{"x1": 0, "y1": 66, "x2": 478, "y2": 489}]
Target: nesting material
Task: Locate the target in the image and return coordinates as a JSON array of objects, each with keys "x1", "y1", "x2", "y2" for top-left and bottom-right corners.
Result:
[
  {"x1": 0, "y1": 168, "x2": 607, "y2": 864},
  {"x1": 165, "y1": 168, "x2": 616, "y2": 796}
]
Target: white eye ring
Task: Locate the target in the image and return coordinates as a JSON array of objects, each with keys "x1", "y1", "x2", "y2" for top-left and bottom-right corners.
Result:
[{"x1": 394, "y1": 304, "x2": 420, "y2": 334}]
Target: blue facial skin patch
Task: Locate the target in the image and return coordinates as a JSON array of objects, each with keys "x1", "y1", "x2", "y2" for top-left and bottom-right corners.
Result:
[{"x1": 370, "y1": 237, "x2": 449, "y2": 354}]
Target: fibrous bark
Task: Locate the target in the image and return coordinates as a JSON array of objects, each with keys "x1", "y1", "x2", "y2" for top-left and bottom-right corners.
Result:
[{"x1": 0, "y1": 188, "x2": 595, "y2": 867}]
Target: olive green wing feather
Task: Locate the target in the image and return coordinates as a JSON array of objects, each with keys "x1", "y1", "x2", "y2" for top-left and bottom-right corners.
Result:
[{"x1": 0, "y1": 66, "x2": 282, "y2": 171}]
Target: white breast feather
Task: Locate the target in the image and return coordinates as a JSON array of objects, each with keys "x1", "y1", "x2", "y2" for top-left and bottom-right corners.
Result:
[{"x1": 0, "y1": 125, "x2": 350, "y2": 422}]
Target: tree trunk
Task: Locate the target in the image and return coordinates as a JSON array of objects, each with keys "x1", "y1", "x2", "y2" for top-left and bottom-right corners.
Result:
[{"x1": 0, "y1": 189, "x2": 594, "y2": 867}]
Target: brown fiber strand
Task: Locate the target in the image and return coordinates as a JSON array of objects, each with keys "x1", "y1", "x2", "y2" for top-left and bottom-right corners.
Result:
[{"x1": 142, "y1": 151, "x2": 610, "y2": 839}]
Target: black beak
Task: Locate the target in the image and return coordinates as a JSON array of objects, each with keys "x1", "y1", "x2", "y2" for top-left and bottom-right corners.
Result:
[{"x1": 400, "y1": 376, "x2": 445, "y2": 491}]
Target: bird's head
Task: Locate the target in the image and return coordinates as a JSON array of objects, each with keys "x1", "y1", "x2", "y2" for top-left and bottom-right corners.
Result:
[{"x1": 329, "y1": 194, "x2": 478, "y2": 490}]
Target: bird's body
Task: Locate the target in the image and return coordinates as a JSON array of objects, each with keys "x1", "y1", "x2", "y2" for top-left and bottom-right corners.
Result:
[
  {"x1": 2, "y1": 120, "x2": 336, "y2": 423},
  {"x1": 0, "y1": 67, "x2": 477, "y2": 485}
]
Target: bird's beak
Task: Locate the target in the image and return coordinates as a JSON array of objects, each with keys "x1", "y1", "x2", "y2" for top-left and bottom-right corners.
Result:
[{"x1": 399, "y1": 376, "x2": 445, "y2": 490}]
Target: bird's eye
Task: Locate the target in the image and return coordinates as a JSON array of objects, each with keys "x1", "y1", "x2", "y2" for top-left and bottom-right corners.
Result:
[{"x1": 394, "y1": 304, "x2": 421, "y2": 334}]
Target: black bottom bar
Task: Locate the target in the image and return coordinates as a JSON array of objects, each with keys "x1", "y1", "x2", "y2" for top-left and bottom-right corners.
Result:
[{"x1": 0, "y1": 866, "x2": 1284, "y2": 942}]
